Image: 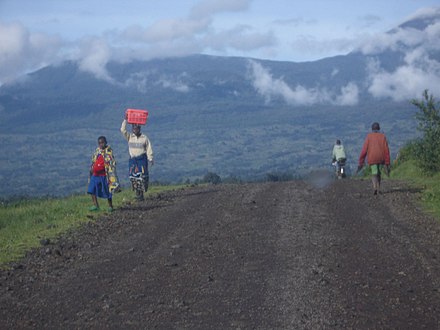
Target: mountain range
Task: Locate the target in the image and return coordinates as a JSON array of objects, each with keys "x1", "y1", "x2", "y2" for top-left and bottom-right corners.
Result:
[{"x1": 0, "y1": 9, "x2": 439, "y2": 197}]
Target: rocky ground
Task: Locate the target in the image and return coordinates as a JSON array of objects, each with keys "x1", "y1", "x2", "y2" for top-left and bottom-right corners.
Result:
[{"x1": 1, "y1": 179, "x2": 440, "y2": 329}]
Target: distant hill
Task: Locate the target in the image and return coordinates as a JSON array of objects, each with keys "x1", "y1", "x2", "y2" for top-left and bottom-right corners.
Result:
[{"x1": 1, "y1": 9, "x2": 439, "y2": 197}]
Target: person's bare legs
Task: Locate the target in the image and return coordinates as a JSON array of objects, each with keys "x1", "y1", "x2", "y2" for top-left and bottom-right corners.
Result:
[
  {"x1": 91, "y1": 195, "x2": 99, "y2": 209},
  {"x1": 372, "y1": 175, "x2": 379, "y2": 195},
  {"x1": 377, "y1": 173, "x2": 381, "y2": 194}
]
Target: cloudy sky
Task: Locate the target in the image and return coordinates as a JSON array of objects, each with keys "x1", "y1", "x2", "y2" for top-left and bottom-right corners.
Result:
[{"x1": 0, "y1": 0, "x2": 439, "y2": 102}]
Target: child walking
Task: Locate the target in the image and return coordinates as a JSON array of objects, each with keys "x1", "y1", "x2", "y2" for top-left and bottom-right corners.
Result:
[{"x1": 87, "y1": 136, "x2": 120, "y2": 211}]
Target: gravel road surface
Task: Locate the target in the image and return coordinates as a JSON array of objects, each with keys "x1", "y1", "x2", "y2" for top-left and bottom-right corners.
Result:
[{"x1": 1, "y1": 179, "x2": 440, "y2": 329}]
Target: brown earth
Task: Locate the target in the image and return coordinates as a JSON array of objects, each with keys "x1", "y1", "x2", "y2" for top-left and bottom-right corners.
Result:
[{"x1": 1, "y1": 179, "x2": 440, "y2": 329}]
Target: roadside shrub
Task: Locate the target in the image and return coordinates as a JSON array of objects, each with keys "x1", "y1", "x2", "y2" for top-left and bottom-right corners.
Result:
[
  {"x1": 395, "y1": 140, "x2": 419, "y2": 164},
  {"x1": 266, "y1": 172, "x2": 294, "y2": 182},
  {"x1": 410, "y1": 90, "x2": 440, "y2": 174},
  {"x1": 203, "y1": 172, "x2": 222, "y2": 185},
  {"x1": 222, "y1": 175, "x2": 243, "y2": 184}
]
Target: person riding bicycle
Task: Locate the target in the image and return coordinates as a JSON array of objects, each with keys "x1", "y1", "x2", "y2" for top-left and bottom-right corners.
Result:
[
  {"x1": 120, "y1": 117, "x2": 154, "y2": 201},
  {"x1": 332, "y1": 139, "x2": 347, "y2": 179}
]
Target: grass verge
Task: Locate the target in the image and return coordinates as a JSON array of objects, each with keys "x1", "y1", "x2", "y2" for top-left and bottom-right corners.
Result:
[
  {"x1": 391, "y1": 159, "x2": 440, "y2": 218},
  {"x1": 0, "y1": 185, "x2": 184, "y2": 267}
]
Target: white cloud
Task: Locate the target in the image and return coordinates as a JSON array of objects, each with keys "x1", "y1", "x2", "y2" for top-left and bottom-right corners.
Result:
[
  {"x1": 248, "y1": 60, "x2": 358, "y2": 106},
  {"x1": 116, "y1": 21, "x2": 274, "y2": 60},
  {"x1": 300, "y1": 7, "x2": 439, "y2": 66},
  {"x1": 0, "y1": 21, "x2": 62, "y2": 84},
  {"x1": 124, "y1": 71, "x2": 190, "y2": 93},
  {"x1": 335, "y1": 82, "x2": 359, "y2": 106},
  {"x1": 1, "y1": 3, "x2": 438, "y2": 91},
  {"x1": 359, "y1": 27, "x2": 425, "y2": 54},
  {"x1": 117, "y1": 0, "x2": 251, "y2": 47},
  {"x1": 120, "y1": 18, "x2": 211, "y2": 44},
  {"x1": 0, "y1": 0, "x2": 260, "y2": 83},
  {"x1": 367, "y1": 53, "x2": 440, "y2": 101},
  {"x1": 364, "y1": 9, "x2": 440, "y2": 101},
  {"x1": 124, "y1": 71, "x2": 151, "y2": 93},
  {"x1": 359, "y1": 7, "x2": 440, "y2": 55},
  {"x1": 425, "y1": 21, "x2": 440, "y2": 48},
  {"x1": 403, "y1": 6, "x2": 440, "y2": 22},
  {"x1": 248, "y1": 60, "x2": 317, "y2": 105},
  {"x1": 81, "y1": 0, "x2": 271, "y2": 81},
  {"x1": 157, "y1": 75, "x2": 190, "y2": 93},
  {"x1": 77, "y1": 37, "x2": 114, "y2": 82}
]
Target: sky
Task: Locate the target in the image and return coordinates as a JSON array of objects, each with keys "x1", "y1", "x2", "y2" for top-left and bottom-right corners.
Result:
[{"x1": 0, "y1": 0, "x2": 439, "y2": 102}]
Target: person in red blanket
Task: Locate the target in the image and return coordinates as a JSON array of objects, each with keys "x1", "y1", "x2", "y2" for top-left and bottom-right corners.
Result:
[{"x1": 357, "y1": 122, "x2": 391, "y2": 195}]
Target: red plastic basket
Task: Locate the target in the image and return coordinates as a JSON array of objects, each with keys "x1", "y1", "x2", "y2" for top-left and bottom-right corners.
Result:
[{"x1": 126, "y1": 109, "x2": 148, "y2": 125}]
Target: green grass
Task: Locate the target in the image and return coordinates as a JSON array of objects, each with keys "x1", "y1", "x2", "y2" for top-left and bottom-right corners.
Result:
[
  {"x1": 0, "y1": 185, "x2": 184, "y2": 267},
  {"x1": 391, "y1": 159, "x2": 440, "y2": 218}
]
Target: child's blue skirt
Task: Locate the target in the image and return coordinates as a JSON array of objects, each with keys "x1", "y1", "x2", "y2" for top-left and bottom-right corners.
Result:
[{"x1": 87, "y1": 175, "x2": 111, "y2": 199}]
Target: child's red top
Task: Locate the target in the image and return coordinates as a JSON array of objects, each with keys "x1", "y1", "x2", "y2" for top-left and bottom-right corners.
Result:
[{"x1": 93, "y1": 154, "x2": 106, "y2": 176}]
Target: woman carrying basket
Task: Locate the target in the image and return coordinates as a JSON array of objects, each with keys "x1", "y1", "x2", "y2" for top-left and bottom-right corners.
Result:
[{"x1": 120, "y1": 111, "x2": 154, "y2": 201}]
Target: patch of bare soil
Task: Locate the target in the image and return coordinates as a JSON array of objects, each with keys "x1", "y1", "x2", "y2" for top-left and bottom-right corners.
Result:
[{"x1": 1, "y1": 180, "x2": 440, "y2": 329}]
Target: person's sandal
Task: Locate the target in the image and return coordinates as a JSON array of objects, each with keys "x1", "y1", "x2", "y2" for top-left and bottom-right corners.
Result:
[
  {"x1": 107, "y1": 207, "x2": 114, "y2": 212},
  {"x1": 89, "y1": 206, "x2": 99, "y2": 211}
]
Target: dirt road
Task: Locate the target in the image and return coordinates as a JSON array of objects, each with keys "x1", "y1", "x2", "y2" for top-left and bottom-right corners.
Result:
[{"x1": 1, "y1": 179, "x2": 440, "y2": 329}]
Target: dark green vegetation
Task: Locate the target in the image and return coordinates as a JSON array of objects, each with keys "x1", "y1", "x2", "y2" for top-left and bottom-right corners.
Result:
[
  {"x1": 391, "y1": 91, "x2": 440, "y2": 217},
  {"x1": 410, "y1": 90, "x2": 440, "y2": 173}
]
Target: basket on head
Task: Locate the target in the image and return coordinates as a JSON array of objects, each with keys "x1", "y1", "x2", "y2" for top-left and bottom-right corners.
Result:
[{"x1": 126, "y1": 109, "x2": 148, "y2": 125}]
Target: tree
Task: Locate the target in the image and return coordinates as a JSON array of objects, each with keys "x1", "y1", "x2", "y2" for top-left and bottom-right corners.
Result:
[
  {"x1": 411, "y1": 90, "x2": 440, "y2": 173},
  {"x1": 203, "y1": 172, "x2": 222, "y2": 185}
]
